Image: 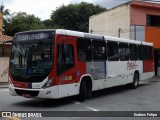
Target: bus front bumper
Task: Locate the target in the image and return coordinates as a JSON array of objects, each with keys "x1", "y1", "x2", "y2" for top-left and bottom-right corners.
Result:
[{"x1": 9, "y1": 85, "x2": 59, "y2": 99}]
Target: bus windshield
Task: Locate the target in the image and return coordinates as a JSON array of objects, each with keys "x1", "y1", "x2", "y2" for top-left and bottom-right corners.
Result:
[{"x1": 9, "y1": 31, "x2": 54, "y2": 82}]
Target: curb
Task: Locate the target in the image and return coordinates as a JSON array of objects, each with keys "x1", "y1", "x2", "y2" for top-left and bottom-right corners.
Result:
[{"x1": 0, "y1": 82, "x2": 8, "y2": 88}]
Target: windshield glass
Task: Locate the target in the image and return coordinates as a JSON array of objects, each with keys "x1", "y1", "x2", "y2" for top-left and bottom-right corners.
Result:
[{"x1": 9, "y1": 31, "x2": 54, "y2": 82}]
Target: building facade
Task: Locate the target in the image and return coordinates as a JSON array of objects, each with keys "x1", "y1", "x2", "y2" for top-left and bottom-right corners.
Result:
[
  {"x1": 0, "y1": 12, "x2": 13, "y2": 56},
  {"x1": 89, "y1": 1, "x2": 160, "y2": 75},
  {"x1": 0, "y1": 35, "x2": 13, "y2": 56}
]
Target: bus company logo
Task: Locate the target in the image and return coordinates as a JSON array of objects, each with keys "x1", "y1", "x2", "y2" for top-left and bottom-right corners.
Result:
[
  {"x1": 2, "y1": 112, "x2": 11, "y2": 117},
  {"x1": 127, "y1": 61, "x2": 138, "y2": 70},
  {"x1": 46, "y1": 91, "x2": 51, "y2": 95}
]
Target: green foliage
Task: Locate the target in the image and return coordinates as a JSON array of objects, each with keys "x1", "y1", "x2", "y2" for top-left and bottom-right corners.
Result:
[
  {"x1": 51, "y1": 2, "x2": 106, "y2": 32},
  {"x1": 0, "y1": 3, "x2": 10, "y2": 15},
  {"x1": 5, "y1": 12, "x2": 46, "y2": 36},
  {"x1": 42, "y1": 19, "x2": 57, "y2": 29},
  {"x1": 0, "y1": 3, "x2": 11, "y2": 34},
  {"x1": 3, "y1": 2, "x2": 106, "y2": 36}
]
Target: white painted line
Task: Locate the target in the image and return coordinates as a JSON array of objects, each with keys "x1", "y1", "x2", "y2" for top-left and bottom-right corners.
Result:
[
  {"x1": 0, "y1": 89, "x2": 9, "y2": 92},
  {"x1": 86, "y1": 107, "x2": 100, "y2": 111},
  {"x1": 72, "y1": 101, "x2": 81, "y2": 104}
]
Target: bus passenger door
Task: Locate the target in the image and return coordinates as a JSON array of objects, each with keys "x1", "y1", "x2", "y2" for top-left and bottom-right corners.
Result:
[{"x1": 56, "y1": 35, "x2": 78, "y2": 97}]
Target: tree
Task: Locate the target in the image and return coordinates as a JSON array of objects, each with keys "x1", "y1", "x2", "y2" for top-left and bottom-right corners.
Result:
[
  {"x1": 42, "y1": 19, "x2": 58, "y2": 29},
  {"x1": 51, "y1": 2, "x2": 106, "y2": 32},
  {"x1": 5, "y1": 12, "x2": 46, "y2": 36},
  {"x1": 0, "y1": 3, "x2": 10, "y2": 17},
  {"x1": 0, "y1": 3, "x2": 11, "y2": 34}
]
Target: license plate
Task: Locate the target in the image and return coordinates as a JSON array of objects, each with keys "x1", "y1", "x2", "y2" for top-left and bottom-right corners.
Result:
[{"x1": 22, "y1": 93, "x2": 31, "y2": 98}]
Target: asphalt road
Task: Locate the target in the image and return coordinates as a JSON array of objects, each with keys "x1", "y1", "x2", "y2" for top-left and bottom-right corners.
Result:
[{"x1": 0, "y1": 77, "x2": 160, "y2": 120}]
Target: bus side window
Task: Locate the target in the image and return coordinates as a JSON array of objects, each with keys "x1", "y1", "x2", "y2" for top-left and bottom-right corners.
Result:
[
  {"x1": 145, "y1": 46, "x2": 153, "y2": 60},
  {"x1": 129, "y1": 44, "x2": 138, "y2": 60},
  {"x1": 138, "y1": 45, "x2": 144, "y2": 60},
  {"x1": 149, "y1": 46, "x2": 153, "y2": 60},
  {"x1": 107, "y1": 42, "x2": 119, "y2": 61},
  {"x1": 92, "y1": 40, "x2": 106, "y2": 61},
  {"x1": 78, "y1": 49, "x2": 86, "y2": 61},
  {"x1": 77, "y1": 38, "x2": 92, "y2": 61},
  {"x1": 57, "y1": 44, "x2": 74, "y2": 75},
  {"x1": 119, "y1": 43, "x2": 129, "y2": 61}
]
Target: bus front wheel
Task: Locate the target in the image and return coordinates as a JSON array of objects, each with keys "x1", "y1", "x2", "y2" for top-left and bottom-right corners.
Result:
[{"x1": 78, "y1": 80, "x2": 86, "y2": 102}]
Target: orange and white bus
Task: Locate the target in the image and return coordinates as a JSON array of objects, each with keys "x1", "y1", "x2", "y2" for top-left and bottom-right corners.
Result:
[{"x1": 8, "y1": 29, "x2": 154, "y2": 101}]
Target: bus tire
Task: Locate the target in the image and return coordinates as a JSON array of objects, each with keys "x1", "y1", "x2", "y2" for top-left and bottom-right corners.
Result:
[
  {"x1": 86, "y1": 86, "x2": 92, "y2": 99},
  {"x1": 78, "y1": 80, "x2": 86, "y2": 102},
  {"x1": 130, "y1": 72, "x2": 139, "y2": 89}
]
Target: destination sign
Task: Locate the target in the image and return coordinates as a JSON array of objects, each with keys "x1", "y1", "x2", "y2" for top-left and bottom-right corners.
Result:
[{"x1": 15, "y1": 32, "x2": 54, "y2": 41}]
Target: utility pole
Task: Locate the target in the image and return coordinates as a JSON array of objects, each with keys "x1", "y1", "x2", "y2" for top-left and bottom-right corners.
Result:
[
  {"x1": 90, "y1": 29, "x2": 93, "y2": 34},
  {"x1": 118, "y1": 28, "x2": 121, "y2": 38},
  {"x1": 134, "y1": 25, "x2": 136, "y2": 40}
]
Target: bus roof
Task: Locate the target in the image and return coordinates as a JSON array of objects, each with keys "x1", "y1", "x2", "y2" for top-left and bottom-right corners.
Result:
[
  {"x1": 104, "y1": 36, "x2": 153, "y2": 46},
  {"x1": 15, "y1": 29, "x2": 153, "y2": 46},
  {"x1": 56, "y1": 29, "x2": 153, "y2": 46},
  {"x1": 15, "y1": 29, "x2": 56, "y2": 35}
]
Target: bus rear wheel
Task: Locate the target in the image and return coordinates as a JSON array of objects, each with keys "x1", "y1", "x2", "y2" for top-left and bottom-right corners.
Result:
[
  {"x1": 78, "y1": 80, "x2": 86, "y2": 102},
  {"x1": 130, "y1": 72, "x2": 139, "y2": 89}
]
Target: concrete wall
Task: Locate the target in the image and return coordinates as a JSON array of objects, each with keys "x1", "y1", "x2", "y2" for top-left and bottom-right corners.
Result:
[
  {"x1": 145, "y1": 26, "x2": 160, "y2": 49},
  {"x1": 130, "y1": 2, "x2": 160, "y2": 26},
  {"x1": 130, "y1": 2, "x2": 160, "y2": 48},
  {"x1": 0, "y1": 44, "x2": 12, "y2": 57},
  {"x1": 89, "y1": 4, "x2": 130, "y2": 39},
  {"x1": 0, "y1": 57, "x2": 9, "y2": 83},
  {"x1": 130, "y1": 25, "x2": 145, "y2": 41}
]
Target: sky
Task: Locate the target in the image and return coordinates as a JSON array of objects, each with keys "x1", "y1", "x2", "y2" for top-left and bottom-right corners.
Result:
[{"x1": 0, "y1": 0, "x2": 135, "y2": 20}]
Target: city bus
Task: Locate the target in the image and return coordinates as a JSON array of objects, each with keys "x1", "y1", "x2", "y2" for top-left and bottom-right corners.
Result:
[{"x1": 8, "y1": 29, "x2": 155, "y2": 101}]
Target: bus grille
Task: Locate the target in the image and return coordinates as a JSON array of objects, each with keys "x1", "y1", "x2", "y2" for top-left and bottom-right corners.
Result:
[
  {"x1": 15, "y1": 89, "x2": 39, "y2": 97},
  {"x1": 12, "y1": 75, "x2": 46, "y2": 83}
]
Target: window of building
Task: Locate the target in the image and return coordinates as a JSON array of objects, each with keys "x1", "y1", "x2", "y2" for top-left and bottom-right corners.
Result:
[
  {"x1": 92, "y1": 40, "x2": 106, "y2": 61},
  {"x1": 147, "y1": 15, "x2": 160, "y2": 26},
  {"x1": 119, "y1": 43, "x2": 129, "y2": 61},
  {"x1": 129, "y1": 44, "x2": 138, "y2": 60},
  {"x1": 107, "y1": 42, "x2": 119, "y2": 61},
  {"x1": 77, "y1": 38, "x2": 92, "y2": 61}
]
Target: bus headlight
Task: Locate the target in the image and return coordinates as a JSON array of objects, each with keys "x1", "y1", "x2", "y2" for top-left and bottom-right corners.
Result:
[
  {"x1": 42, "y1": 78, "x2": 54, "y2": 89},
  {"x1": 8, "y1": 76, "x2": 13, "y2": 86}
]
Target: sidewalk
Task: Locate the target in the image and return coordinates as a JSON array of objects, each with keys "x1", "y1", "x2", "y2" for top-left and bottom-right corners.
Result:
[
  {"x1": 147, "y1": 76, "x2": 160, "y2": 81},
  {"x1": 0, "y1": 82, "x2": 8, "y2": 89}
]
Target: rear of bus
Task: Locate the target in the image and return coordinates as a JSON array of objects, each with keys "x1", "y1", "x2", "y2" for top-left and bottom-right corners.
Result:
[{"x1": 139, "y1": 42, "x2": 155, "y2": 80}]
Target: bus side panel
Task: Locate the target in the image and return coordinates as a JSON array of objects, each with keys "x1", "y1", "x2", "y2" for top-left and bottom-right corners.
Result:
[
  {"x1": 107, "y1": 61, "x2": 143, "y2": 79},
  {"x1": 105, "y1": 61, "x2": 143, "y2": 88},
  {"x1": 104, "y1": 61, "x2": 132, "y2": 89},
  {"x1": 143, "y1": 60, "x2": 154, "y2": 73},
  {"x1": 86, "y1": 61, "x2": 106, "y2": 91},
  {"x1": 78, "y1": 62, "x2": 87, "y2": 80},
  {"x1": 86, "y1": 62, "x2": 106, "y2": 80},
  {"x1": 140, "y1": 60, "x2": 155, "y2": 80},
  {"x1": 55, "y1": 35, "x2": 87, "y2": 98}
]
